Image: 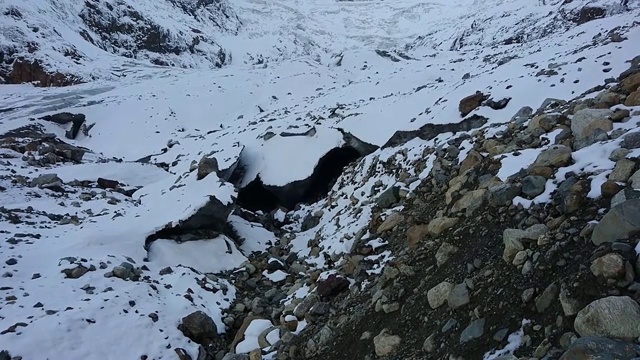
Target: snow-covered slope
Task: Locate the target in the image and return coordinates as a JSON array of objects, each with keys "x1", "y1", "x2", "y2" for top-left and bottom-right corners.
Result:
[{"x1": 0, "y1": 0, "x2": 639, "y2": 359}]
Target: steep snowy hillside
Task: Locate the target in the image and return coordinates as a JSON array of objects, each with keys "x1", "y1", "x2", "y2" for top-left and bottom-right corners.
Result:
[{"x1": 1, "y1": 0, "x2": 640, "y2": 359}]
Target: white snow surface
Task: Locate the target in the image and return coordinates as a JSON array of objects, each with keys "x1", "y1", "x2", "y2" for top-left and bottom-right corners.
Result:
[{"x1": 1, "y1": 0, "x2": 640, "y2": 359}]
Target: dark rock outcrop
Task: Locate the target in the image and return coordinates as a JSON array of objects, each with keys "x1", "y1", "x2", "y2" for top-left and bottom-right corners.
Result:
[{"x1": 383, "y1": 115, "x2": 488, "y2": 148}]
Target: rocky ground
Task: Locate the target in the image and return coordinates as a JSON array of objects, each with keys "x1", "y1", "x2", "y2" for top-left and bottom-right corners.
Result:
[
  {"x1": 2, "y1": 1, "x2": 640, "y2": 360},
  {"x1": 203, "y1": 58, "x2": 640, "y2": 360}
]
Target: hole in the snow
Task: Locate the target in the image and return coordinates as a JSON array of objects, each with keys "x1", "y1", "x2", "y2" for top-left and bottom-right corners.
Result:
[
  {"x1": 300, "y1": 146, "x2": 361, "y2": 204},
  {"x1": 237, "y1": 146, "x2": 362, "y2": 212},
  {"x1": 236, "y1": 176, "x2": 281, "y2": 212}
]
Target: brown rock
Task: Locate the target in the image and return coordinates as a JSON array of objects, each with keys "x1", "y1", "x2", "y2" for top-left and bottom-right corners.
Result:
[
  {"x1": 459, "y1": 150, "x2": 483, "y2": 174},
  {"x1": 533, "y1": 145, "x2": 572, "y2": 168},
  {"x1": 450, "y1": 189, "x2": 486, "y2": 215},
  {"x1": 316, "y1": 274, "x2": 349, "y2": 297},
  {"x1": 625, "y1": 89, "x2": 640, "y2": 106},
  {"x1": 600, "y1": 181, "x2": 620, "y2": 198},
  {"x1": 590, "y1": 253, "x2": 625, "y2": 279},
  {"x1": 8, "y1": 58, "x2": 79, "y2": 87},
  {"x1": 427, "y1": 217, "x2": 459, "y2": 236},
  {"x1": 609, "y1": 159, "x2": 636, "y2": 183},
  {"x1": 529, "y1": 166, "x2": 554, "y2": 179},
  {"x1": 406, "y1": 225, "x2": 429, "y2": 247},
  {"x1": 459, "y1": 91, "x2": 487, "y2": 117},
  {"x1": 178, "y1": 311, "x2": 218, "y2": 344},
  {"x1": 621, "y1": 72, "x2": 640, "y2": 94},
  {"x1": 376, "y1": 213, "x2": 404, "y2": 233},
  {"x1": 97, "y1": 177, "x2": 119, "y2": 189},
  {"x1": 611, "y1": 109, "x2": 631, "y2": 122}
]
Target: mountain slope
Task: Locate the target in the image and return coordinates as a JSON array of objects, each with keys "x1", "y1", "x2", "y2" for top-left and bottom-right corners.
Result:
[{"x1": 0, "y1": 0, "x2": 639, "y2": 359}]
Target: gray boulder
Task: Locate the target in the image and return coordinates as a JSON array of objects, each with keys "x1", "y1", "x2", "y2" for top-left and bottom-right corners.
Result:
[
  {"x1": 574, "y1": 296, "x2": 640, "y2": 339},
  {"x1": 559, "y1": 337, "x2": 640, "y2": 360},
  {"x1": 591, "y1": 199, "x2": 640, "y2": 245},
  {"x1": 522, "y1": 175, "x2": 547, "y2": 197}
]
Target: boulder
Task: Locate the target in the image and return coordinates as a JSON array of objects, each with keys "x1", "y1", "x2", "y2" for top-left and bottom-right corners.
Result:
[
  {"x1": 450, "y1": 189, "x2": 486, "y2": 215},
  {"x1": 427, "y1": 282, "x2": 454, "y2": 309},
  {"x1": 376, "y1": 213, "x2": 404, "y2": 233},
  {"x1": 608, "y1": 159, "x2": 636, "y2": 183},
  {"x1": 460, "y1": 318, "x2": 485, "y2": 344},
  {"x1": 406, "y1": 225, "x2": 429, "y2": 247},
  {"x1": 435, "y1": 242, "x2": 459, "y2": 267},
  {"x1": 630, "y1": 170, "x2": 640, "y2": 189},
  {"x1": 197, "y1": 156, "x2": 219, "y2": 180},
  {"x1": 178, "y1": 311, "x2": 218, "y2": 344},
  {"x1": 522, "y1": 175, "x2": 547, "y2": 197},
  {"x1": 590, "y1": 253, "x2": 625, "y2": 279},
  {"x1": 316, "y1": 274, "x2": 349, "y2": 297},
  {"x1": 529, "y1": 114, "x2": 560, "y2": 132},
  {"x1": 574, "y1": 296, "x2": 640, "y2": 339},
  {"x1": 533, "y1": 145, "x2": 572, "y2": 167},
  {"x1": 459, "y1": 91, "x2": 488, "y2": 117},
  {"x1": 611, "y1": 188, "x2": 640, "y2": 208},
  {"x1": 625, "y1": 89, "x2": 640, "y2": 106},
  {"x1": 427, "y1": 217, "x2": 459, "y2": 236},
  {"x1": 571, "y1": 109, "x2": 613, "y2": 148},
  {"x1": 621, "y1": 132, "x2": 640, "y2": 150},
  {"x1": 31, "y1": 173, "x2": 62, "y2": 187},
  {"x1": 373, "y1": 330, "x2": 401, "y2": 357},
  {"x1": 621, "y1": 72, "x2": 640, "y2": 94},
  {"x1": 488, "y1": 183, "x2": 522, "y2": 206},
  {"x1": 510, "y1": 106, "x2": 533, "y2": 122},
  {"x1": 448, "y1": 283, "x2": 470, "y2": 309},
  {"x1": 591, "y1": 199, "x2": 640, "y2": 245},
  {"x1": 377, "y1": 186, "x2": 400, "y2": 209},
  {"x1": 559, "y1": 337, "x2": 640, "y2": 360}
]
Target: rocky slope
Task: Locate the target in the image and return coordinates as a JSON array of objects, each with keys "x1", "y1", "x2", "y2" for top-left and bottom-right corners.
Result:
[{"x1": 1, "y1": 0, "x2": 640, "y2": 360}]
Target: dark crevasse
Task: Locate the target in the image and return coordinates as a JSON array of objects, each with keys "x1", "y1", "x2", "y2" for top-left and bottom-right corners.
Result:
[{"x1": 236, "y1": 146, "x2": 362, "y2": 212}]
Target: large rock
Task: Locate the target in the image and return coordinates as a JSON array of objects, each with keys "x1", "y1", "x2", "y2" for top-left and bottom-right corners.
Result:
[
  {"x1": 503, "y1": 224, "x2": 548, "y2": 262},
  {"x1": 630, "y1": 170, "x2": 640, "y2": 189},
  {"x1": 435, "y1": 242, "x2": 459, "y2": 267},
  {"x1": 197, "y1": 156, "x2": 220, "y2": 180},
  {"x1": 460, "y1": 318, "x2": 485, "y2": 344},
  {"x1": 609, "y1": 159, "x2": 636, "y2": 183},
  {"x1": 459, "y1": 91, "x2": 487, "y2": 117},
  {"x1": 611, "y1": 188, "x2": 640, "y2": 208},
  {"x1": 376, "y1": 213, "x2": 404, "y2": 233},
  {"x1": 427, "y1": 281, "x2": 454, "y2": 309},
  {"x1": 522, "y1": 175, "x2": 547, "y2": 197},
  {"x1": 448, "y1": 283, "x2": 470, "y2": 309},
  {"x1": 406, "y1": 225, "x2": 429, "y2": 247},
  {"x1": 316, "y1": 274, "x2": 349, "y2": 297},
  {"x1": 591, "y1": 199, "x2": 640, "y2": 245},
  {"x1": 178, "y1": 311, "x2": 218, "y2": 344},
  {"x1": 571, "y1": 109, "x2": 613, "y2": 149},
  {"x1": 511, "y1": 106, "x2": 533, "y2": 122},
  {"x1": 625, "y1": 89, "x2": 640, "y2": 106},
  {"x1": 621, "y1": 72, "x2": 640, "y2": 94},
  {"x1": 377, "y1": 186, "x2": 400, "y2": 209},
  {"x1": 590, "y1": 253, "x2": 625, "y2": 279},
  {"x1": 533, "y1": 145, "x2": 572, "y2": 168},
  {"x1": 373, "y1": 330, "x2": 401, "y2": 356},
  {"x1": 559, "y1": 337, "x2": 640, "y2": 360},
  {"x1": 31, "y1": 173, "x2": 62, "y2": 187},
  {"x1": 459, "y1": 150, "x2": 483, "y2": 173},
  {"x1": 574, "y1": 296, "x2": 640, "y2": 339},
  {"x1": 535, "y1": 283, "x2": 559, "y2": 313},
  {"x1": 621, "y1": 132, "x2": 640, "y2": 150},
  {"x1": 488, "y1": 183, "x2": 522, "y2": 206},
  {"x1": 450, "y1": 189, "x2": 486, "y2": 215},
  {"x1": 529, "y1": 114, "x2": 560, "y2": 132},
  {"x1": 427, "y1": 217, "x2": 459, "y2": 236}
]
